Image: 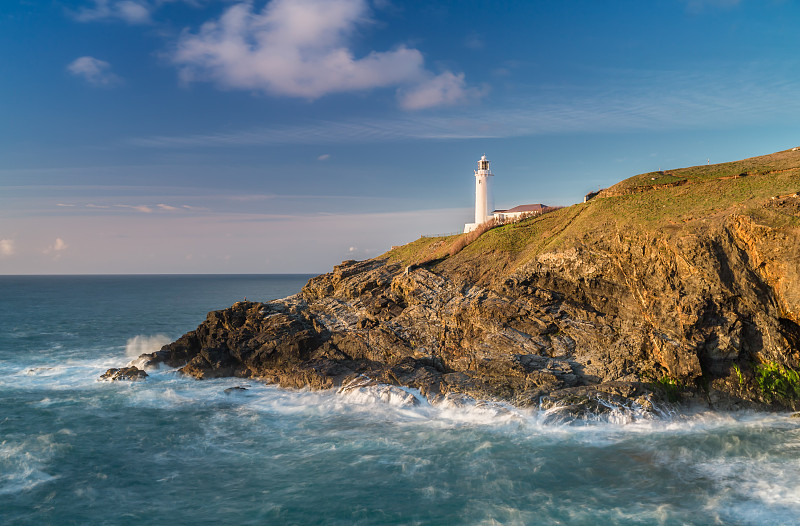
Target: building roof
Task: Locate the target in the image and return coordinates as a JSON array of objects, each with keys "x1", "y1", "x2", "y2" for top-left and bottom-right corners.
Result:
[{"x1": 494, "y1": 204, "x2": 547, "y2": 214}]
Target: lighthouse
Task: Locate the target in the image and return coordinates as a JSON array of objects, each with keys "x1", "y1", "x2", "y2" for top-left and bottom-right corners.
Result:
[
  {"x1": 464, "y1": 154, "x2": 494, "y2": 233},
  {"x1": 474, "y1": 154, "x2": 493, "y2": 224}
]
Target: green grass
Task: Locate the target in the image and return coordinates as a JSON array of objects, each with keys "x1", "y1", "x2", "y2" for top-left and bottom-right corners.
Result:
[
  {"x1": 732, "y1": 364, "x2": 745, "y2": 386},
  {"x1": 468, "y1": 209, "x2": 577, "y2": 255},
  {"x1": 646, "y1": 374, "x2": 683, "y2": 403},
  {"x1": 610, "y1": 171, "x2": 686, "y2": 192},
  {"x1": 755, "y1": 361, "x2": 800, "y2": 404},
  {"x1": 386, "y1": 236, "x2": 455, "y2": 266},
  {"x1": 597, "y1": 169, "x2": 800, "y2": 227},
  {"x1": 378, "y1": 147, "x2": 800, "y2": 282},
  {"x1": 607, "y1": 147, "x2": 800, "y2": 194}
]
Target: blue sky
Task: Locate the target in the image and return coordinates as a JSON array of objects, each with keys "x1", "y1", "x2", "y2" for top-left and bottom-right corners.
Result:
[{"x1": 2, "y1": 0, "x2": 799, "y2": 274}]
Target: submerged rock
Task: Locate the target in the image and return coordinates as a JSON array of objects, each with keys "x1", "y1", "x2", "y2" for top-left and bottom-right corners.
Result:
[{"x1": 100, "y1": 366, "x2": 148, "y2": 381}]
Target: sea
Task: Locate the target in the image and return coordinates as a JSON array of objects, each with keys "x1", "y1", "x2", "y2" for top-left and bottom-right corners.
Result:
[{"x1": 2, "y1": 275, "x2": 800, "y2": 525}]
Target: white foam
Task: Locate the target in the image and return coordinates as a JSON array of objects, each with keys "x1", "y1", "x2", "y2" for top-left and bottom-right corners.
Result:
[
  {"x1": 1, "y1": 355, "x2": 127, "y2": 392},
  {"x1": 8, "y1": 343, "x2": 796, "y2": 444},
  {"x1": 337, "y1": 377, "x2": 425, "y2": 408},
  {"x1": 113, "y1": 375, "x2": 684, "y2": 438},
  {"x1": 674, "y1": 429, "x2": 800, "y2": 524},
  {"x1": 12, "y1": 347, "x2": 800, "y2": 524},
  {"x1": 0, "y1": 467, "x2": 57, "y2": 496},
  {"x1": 0, "y1": 437, "x2": 59, "y2": 495}
]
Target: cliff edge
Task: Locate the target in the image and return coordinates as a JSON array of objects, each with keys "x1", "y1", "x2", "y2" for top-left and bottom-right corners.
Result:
[{"x1": 137, "y1": 148, "x2": 800, "y2": 413}]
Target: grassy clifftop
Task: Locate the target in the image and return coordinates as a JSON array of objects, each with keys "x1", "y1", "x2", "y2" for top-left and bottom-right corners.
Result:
[
  {"x1": 379, "y1": 147, "x2": 800, "y2": 407},
  {"x1": 387, "y1": 147, "x2": 800, "y2": 282},
  {"x1": 605, "y1": 147, "x2": 800, "y2": 193}
]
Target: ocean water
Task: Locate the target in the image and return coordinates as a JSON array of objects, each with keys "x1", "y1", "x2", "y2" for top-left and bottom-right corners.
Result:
[{"x1": 2, "y1": 276, "x2": 800, "y2": 525}]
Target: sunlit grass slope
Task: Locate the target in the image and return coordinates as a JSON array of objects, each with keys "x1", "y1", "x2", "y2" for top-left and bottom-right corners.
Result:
[{"x1": 386, "y1": 147, "x2": 800, "y2": 278}]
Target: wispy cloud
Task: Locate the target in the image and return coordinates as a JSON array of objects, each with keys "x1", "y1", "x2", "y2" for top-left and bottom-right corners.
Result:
[
  {"x1": 115, "y1": 204, "x2": 154, "y2": 213},
  {"x1": 0, "y1": 206, "x2": 468, "y2": 273},
  {"x1": 128, "y1": 63, "x2": 800, "y2": 148},
  {"x1": 73, "y1": 0, "x2": 153, "y2": 24},
  {"x1": 82, "y1": 203, "x2": 165, "y2": 214},
  {"x1": 72, "y1": 0, "x2": 206, "y2": 24},
  {"x1": 67, "y1": 203, "x2": 189, "y2": 214},
  {"x1": 129, "y1": 115, "x2": 499, "y2": 148},
  {"x1": 171, "y1": 0, "x2": 477, "y2": 109},
  {"x1": 67, "y1": 56, "x2": 123, "y2": 87}
]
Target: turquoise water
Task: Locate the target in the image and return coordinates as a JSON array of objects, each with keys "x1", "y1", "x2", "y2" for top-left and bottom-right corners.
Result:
[{"x1": 2, "y1": 276, "x2": 800, "y2": 525}]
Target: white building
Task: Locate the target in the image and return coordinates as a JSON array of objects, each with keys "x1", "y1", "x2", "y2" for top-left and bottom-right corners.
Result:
[
  {"x1": 463, "y1": 154, "x2": 549, "y2": 233},
  {"x1": 464, "y1": 154, "x2": 494, "y2": 233},
  {"x1": 492, "y1": 203, "x2": 547, "y2": 222}
]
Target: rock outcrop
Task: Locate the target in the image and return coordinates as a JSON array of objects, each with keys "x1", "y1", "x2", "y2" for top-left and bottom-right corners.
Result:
[
  {"x1": 136, "y1": 150, "x2": 800, "y2": 414},
  {"x1": 100, "y1": 366, "x2": 148, "y2": 381}
]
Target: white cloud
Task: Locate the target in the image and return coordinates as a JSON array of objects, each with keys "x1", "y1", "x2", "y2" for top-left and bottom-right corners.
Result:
[
  {"x1": 129, "y1": 62, "x2": 800, "y2": 147},
  {"x1": 172, "y1": 0, "x2": 476, "y2": 108},
  {"x1": 398, "y1": 72, "x2": 477, "y2": 110},
  {"x1": 317, "y1": 154, "x2": 331, "y2": 161},
  {"x1": 67, "y1": 56, "x2": 123, "y2": 87},
  {"x1": 44, "y1": 238, "x2": 69, "y2": 259},
  {"x1": 65, "y1": 202, "x2": 188, "y2": 213},
  {"x1": 74, "y1": 0, "x2": 152, "y2": 24},
  {"x1": 0, "y1": 239, "x2": 15, "y2": 257}
]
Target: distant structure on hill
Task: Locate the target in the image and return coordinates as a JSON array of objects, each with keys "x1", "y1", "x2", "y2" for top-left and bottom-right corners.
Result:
[
  {"x1": 464, "y1": 154, "x2": 548, "y2": 233},
  {"x1": 584, "y1": 189, "x2": 602, "y2": 202}
]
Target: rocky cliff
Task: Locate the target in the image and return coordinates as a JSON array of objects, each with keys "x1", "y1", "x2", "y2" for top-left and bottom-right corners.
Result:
[{"x1": 136, "y1": 148, "x2": 800, "y2": 414}]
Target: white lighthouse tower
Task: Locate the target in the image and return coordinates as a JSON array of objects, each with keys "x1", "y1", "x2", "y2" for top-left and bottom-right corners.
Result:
[{"x1": 464, "y1": 154, "x2": 494, "y2": 233}]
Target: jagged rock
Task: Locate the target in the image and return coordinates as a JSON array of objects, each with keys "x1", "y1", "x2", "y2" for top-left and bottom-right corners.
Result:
[
  {"x1": 133, "y1": 156, "x2": 800, "y2": 413},
  {"x1": 100, "y1": 366, "x2": 148, "y2": 381},
  {"x1": 224, "y1": 386, "x2": 248, "y2": 394}
]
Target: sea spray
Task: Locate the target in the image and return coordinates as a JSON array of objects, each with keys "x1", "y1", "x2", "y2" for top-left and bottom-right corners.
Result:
[{"x1": 125, "y1": 334, "x2": 171, "y2": 358}]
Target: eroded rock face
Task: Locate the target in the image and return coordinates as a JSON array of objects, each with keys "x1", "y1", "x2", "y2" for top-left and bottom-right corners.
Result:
[{"x1": 137, "y1": 211, "x2": 800, "y2": 411}]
